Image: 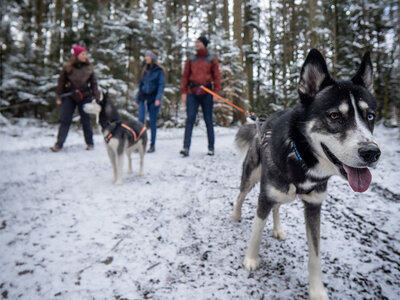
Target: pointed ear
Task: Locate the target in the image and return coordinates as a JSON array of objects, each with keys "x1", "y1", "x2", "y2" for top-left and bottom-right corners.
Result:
[
  {"x1": 352, "y1": 52, "x2": 374, "y2": 94},
  {"x1": 298, "y1": 49, "x2": 333, "y2": 104}
]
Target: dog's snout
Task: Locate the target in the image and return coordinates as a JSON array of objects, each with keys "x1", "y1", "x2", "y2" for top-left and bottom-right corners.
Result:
[{"x1": 358, "y1": 145, "x2": 381, "y2": 163}]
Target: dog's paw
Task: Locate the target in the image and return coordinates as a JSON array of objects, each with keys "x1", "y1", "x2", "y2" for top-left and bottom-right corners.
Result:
[
  {"x1": 273, "y1": 229, "x2": 287, "y2": 241},
  {"x1": 232, "y1": 210, "x2": 241, "y2": 222},
  {"x1": 309, "y1": 287, "x2": 329, "y2": 300},
  {"x1": 127, "y1": 169, "x2": 133, "y2": 174},
  {"x1": 114, "y1": 180, "x2": 123, "y2": 185},
  {"x1": 243, "y1": 255, "x2": 260, "y2": 271}
]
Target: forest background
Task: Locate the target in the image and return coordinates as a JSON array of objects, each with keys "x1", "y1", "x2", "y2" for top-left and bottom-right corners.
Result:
[{"x1": 1, "y1": 0, "x2": 399, "y2": 127}]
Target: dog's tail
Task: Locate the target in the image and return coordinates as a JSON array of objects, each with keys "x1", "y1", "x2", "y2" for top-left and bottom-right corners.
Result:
[{"x1": 235, "y1": 123, "x2": 257, "y2": 153}]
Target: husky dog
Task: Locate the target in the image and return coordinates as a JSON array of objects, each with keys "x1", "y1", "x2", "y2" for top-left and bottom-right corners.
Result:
[
  {"x1": 233, "y1": 49, "x2": 380, "y2": 300},
  {"x1": 84, "y1": 93, "x2": 147, "y2": 184}
]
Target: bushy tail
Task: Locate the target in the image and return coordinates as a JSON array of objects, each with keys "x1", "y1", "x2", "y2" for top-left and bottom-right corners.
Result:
[{"x1": 235, "y1": 123, "x2": 257, "y2": 153}]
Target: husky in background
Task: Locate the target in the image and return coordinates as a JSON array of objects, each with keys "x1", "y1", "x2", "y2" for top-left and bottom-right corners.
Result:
[
  {"x1": 84, "y1": 93, "x2": 147, "y2": 184},
  {"x1": 233, "y1": 49, "x2": 380, "y2": 300}
]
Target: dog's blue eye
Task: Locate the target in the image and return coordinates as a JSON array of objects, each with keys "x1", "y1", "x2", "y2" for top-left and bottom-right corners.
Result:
[{"x1": 367, "y1": 113, "x2": 375, "y2": 121}]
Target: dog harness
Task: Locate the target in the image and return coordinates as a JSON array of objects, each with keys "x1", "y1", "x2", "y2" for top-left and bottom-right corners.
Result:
[
  {"x1": 260, "y1": 129, "x2": 273, "y2": 146},
  {"x1": 104, "y1": 121, "x2": 146, "y2": 144}
]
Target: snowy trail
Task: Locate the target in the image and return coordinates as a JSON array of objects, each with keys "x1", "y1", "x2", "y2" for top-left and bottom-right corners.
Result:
[{"x1": 0, "y1": 120, "x2": 399, "y2": 300}]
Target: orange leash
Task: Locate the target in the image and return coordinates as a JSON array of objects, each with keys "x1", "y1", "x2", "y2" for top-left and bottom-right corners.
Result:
[{"x1": 200, "y1": 85, "x2": 253, "y2": 117}]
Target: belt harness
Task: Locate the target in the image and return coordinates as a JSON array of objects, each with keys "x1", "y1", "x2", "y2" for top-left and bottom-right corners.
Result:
[{"x1": 105, "y1": 121, "x2": 146, "y2": 144}]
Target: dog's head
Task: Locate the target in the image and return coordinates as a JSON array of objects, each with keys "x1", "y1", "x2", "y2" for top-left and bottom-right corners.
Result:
[
  {"x1": 84, "y1": 91, "x2": 120, "y2": 127},
  {"x1": 298, "y1": 49, "x2": 380, "y2": 193}
]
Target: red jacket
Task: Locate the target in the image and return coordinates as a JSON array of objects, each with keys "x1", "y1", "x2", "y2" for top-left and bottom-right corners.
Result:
[{"x1": 181, "y1": 49, "x2": 221, "y2": 95}]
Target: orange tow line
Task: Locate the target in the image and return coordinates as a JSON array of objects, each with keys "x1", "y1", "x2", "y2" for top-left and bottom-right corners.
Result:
[{"x1": 200, "y1": 85, "x2": 254, "y2": 118}]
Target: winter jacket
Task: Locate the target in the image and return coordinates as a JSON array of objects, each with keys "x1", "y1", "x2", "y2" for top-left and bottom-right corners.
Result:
[
  {"x1": 57, "y1": 61, "x2": 100, "y2": 100},
  {"x1": 136, "y1": 64, "x2": 166, "y2": 104},
  {"x1": 181, "y1": 48, "x2": 221, "y2": 95}
]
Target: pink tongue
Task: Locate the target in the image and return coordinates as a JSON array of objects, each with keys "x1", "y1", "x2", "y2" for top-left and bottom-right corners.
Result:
[{"x1": 343, "y1": 165, "x2": 372, "y2": 193}]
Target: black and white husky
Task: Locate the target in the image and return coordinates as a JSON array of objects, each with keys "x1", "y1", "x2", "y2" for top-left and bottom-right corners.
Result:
[
  {"x1": 84, "y1": 93, "x2": 147, "y2": 184},
  {"x1": 233, "y1": 49, "x2": 380, "y2": 299}
]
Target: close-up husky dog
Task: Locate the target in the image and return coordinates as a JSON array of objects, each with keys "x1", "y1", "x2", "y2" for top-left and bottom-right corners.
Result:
[
  {"x1": 233, "y1": 49, "x2": 380, "y2": 300},
  {"x1": 84, "y1": 93, "x2": 147, "y2": 185}
]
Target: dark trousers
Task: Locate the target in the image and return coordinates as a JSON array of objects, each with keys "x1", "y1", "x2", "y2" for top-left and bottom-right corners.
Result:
[
  {"x1": 56, "y1": 97, "x2": 93, "y2": 147},
  {"x1": 183, "y1": 93, "x2": 214, "y2": 150},
  {"x1": 138, "y1": 98, "x2": 160, "y2": 147}
]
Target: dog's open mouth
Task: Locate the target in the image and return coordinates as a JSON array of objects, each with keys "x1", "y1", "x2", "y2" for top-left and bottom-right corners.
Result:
[{"x1": 321, "y1": 143, "x2": 372, "y2": 193}]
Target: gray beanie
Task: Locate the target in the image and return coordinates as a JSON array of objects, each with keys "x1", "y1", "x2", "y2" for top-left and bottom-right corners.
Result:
[{"x1": 145, "y1": 50, "x2": 158, "y2": 62}]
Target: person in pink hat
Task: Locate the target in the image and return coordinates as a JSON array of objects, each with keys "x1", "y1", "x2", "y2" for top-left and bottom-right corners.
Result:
[{"x1": 50, "y1": 45, "x2": 100, "y2": 152}]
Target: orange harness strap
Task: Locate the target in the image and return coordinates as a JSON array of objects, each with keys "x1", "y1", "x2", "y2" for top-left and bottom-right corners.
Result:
[
  {"x1": 136, "y1": 126, "x2": 147, "y2": 141},
  {"x1": 104, "y1": 123, "x2": 146, "y2": 144},
  {"x1": 121, "y1": 123, "x2": 137, "y2": 141},
  {"x1": 121, "y1": 123, "x2": 146, "y2": 142}
]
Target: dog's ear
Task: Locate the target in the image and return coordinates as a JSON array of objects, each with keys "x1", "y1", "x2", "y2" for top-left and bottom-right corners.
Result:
[
  {"x1": 352, "y1": 52, "x2": 374, "y2": 95},
  {"x1": 298, "y1": 49, "x2": 333, "y2": 105}
]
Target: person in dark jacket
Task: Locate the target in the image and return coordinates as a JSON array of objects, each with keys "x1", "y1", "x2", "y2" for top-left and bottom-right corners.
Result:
[
  {"x1": 50, "y1": 45, "x2": 99, "y2": 152},
  {"x1": 136, "y1": 50, "x2": 166, "y2": 153},
  {"x1": 180, "y1": 36, "x2": 221, "y2": 157}
]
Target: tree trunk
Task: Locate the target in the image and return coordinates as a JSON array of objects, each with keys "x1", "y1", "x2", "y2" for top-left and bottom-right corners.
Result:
[
  {"x1": 361, "y1": 1, "x2": 367, "y2": 52},
  {"x1": 243, "y1": 0, "x2": 254, "y2": 109},
  {"x1": 35, "y1": 0, "x2": 44, "y2": 48},
  {"x1": 282, "y1": 0, "x2": 288, "y2": 108},
  {"x1": 309, "y1": 0, "x2": 318, "y2": 48},
  {"x1": 332, "y1": 0, "x2": 338, "y2": 77},
  {"x1": 63, "y1": 2, "x2": 73, "y2": 61},
  {"x1": 269, "y1": 0, "x2": 276, "y2": 100},
  {"x1": 50, "y1": 0, "x2": 63, "y2": 63},
  {"x1": 233, "y1": 0, "x2": 245, "y2": 123},
  {"x1": 207, "y1": 0, "x2": 217, "y2": 38},
  {"x1": 223, "y1": 0, "x2": 230, "y2": 40},
  {"x1": 233, "y1": 0, "x2": 243, "y2": 65},
  {"x1": 147, "y1": 0, "x2": 153, "y2": 23},
  {"x1": 185, "y1": 0, "x2": 190, "y2": 50}
]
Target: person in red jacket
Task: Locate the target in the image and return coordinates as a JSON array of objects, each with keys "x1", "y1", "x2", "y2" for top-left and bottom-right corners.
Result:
[{"x1": 180, "y1": 36, "x2": 221, "y2": 157}]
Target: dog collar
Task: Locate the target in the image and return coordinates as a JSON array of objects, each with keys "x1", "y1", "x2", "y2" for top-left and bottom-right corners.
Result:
[
  {"x1": 292, "y1": 141, "x2": 303, "y2": 161},
  {"x1": 292, "y1": 141, "x2": 309, "y2": 173}
]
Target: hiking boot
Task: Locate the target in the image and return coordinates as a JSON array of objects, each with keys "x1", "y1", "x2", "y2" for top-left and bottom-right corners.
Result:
[
  {"x1": 180, "y1": 148, "x2": 189, "y2": 157},
  {"x1": 207, "y1": 149, "x2": 215, "y2": 156},
  {"x1": 86, "y1": 144, "x2": 94, "y2": 151},
  {"x1": 147, "y1": 145, "x2": 155, "y2": 153},
  {"x1": 50, "y1": 144, "x2": 62, "y2": 152}
]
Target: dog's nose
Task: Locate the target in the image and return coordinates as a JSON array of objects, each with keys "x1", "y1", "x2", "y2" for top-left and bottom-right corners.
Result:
[{"x1": 358, "y1": 145, "x2": 381, "y2": 163}]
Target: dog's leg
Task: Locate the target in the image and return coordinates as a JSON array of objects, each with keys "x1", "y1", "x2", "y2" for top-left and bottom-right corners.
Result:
[
  {"x1": 114, "y1": 153, "x2": 124, "y2": 185},
  {"x1": 107, "y1": 146, "x2": 118, "y2": 183},
  {"x1": 127, "y1": 150, "x2": 133, "y2": 174},
  {"x1": 303, "y1": 193, "x2": 329, "y2": 300},
  {"x1": 138, "y1": 143, "x2": 144, "y2": 176},
  {"x1": 243, "y1": 192, "x2": 274, "y2": 271},
  {"x1": 272, "y1": 204, "x2": 286, "y2": 240},
  {"x1": 232, "y1": 164, "x2": 261, "y2": 222}
]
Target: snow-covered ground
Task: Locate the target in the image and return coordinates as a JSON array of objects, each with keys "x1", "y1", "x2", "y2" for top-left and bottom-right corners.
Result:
[{"x1": 0, "y1": 119, "x2": 399, "y2": 300}]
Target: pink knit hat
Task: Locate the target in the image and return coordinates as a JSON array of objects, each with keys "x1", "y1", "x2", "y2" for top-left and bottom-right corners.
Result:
[{"x1": 72, "y1": 45, "x2": 87, "y2": 57}]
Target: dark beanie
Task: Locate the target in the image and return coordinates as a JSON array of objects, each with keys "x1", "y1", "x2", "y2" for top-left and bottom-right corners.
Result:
[{"x1": 197, "y1": 36, "x2": 209, "y2": 48}]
